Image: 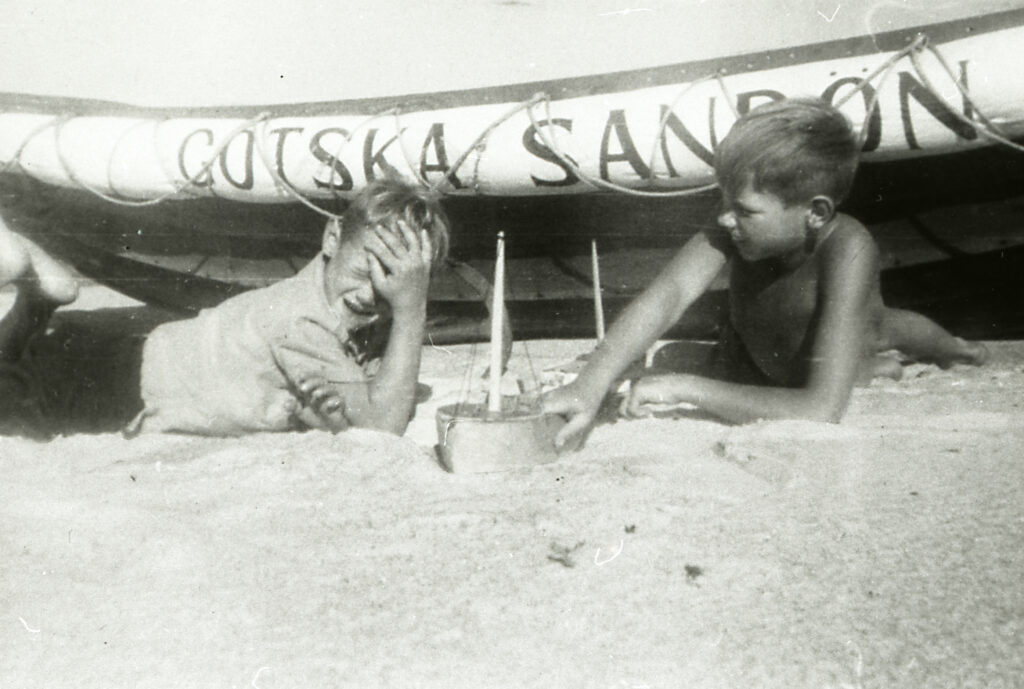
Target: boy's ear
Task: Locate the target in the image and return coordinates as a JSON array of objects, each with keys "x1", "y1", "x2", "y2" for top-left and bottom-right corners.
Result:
[
  {"x1": 322, "y1": 218, "x2": 342, "y2": 257},
  {"x1": 806, "y1": 195, "x2": 836, "y2": 230}
]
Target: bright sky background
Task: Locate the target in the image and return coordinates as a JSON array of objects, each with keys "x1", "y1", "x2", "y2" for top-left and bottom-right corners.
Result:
[{"x1": 0, "y1": 0, "x2": 1006, "y2": 106}]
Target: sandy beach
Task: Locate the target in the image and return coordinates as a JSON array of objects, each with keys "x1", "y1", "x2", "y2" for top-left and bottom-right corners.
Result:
[{"x1": 2, "y1": 283, "x2": 1022, "y2": 688}]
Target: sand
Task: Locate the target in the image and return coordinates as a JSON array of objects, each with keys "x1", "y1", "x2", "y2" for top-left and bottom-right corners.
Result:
[{"x1": 1, "y1": 283, "x2": 1022, "y2": 688}]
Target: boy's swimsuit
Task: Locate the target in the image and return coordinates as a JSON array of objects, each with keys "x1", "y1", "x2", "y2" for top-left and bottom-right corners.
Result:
[{"x1": 2, "y1": 254, "x2": 377, "y2": 438}]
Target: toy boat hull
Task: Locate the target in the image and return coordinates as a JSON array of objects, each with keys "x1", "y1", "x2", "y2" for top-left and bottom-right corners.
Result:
[{"x1": 435, "y1": 404, "x2": 565, "y2": 473}]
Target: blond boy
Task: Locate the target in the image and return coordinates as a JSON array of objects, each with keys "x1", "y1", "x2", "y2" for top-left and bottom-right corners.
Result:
[{"x1": 0, "y1": 179, "x2": 448, "y2": 438}]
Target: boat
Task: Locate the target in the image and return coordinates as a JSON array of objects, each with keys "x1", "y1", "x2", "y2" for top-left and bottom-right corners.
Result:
[{"x1": 1, "y1": 1, "x2": 1024, "y2": 337}]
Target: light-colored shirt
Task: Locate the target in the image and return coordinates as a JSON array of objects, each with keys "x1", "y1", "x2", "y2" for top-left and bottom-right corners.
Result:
[{"x1": 138, "y1": 255, "x2": 369, "y2": 435}]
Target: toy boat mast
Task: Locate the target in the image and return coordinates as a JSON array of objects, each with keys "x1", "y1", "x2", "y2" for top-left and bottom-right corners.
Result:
[
  {"x1": 591, "y1": 239, "x2": 605, "y2": 342},
  {"x1": 487, "y1": 231, "x2": 506, "y2": 417}
]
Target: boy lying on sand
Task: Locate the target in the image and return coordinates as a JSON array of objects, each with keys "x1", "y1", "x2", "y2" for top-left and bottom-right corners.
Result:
[
  {"x1": 0, "y1": 178, "x2": 448, "y2": 439},
  {"x1": 545, "y1": 97, "x2": 987, "y2": 450}
]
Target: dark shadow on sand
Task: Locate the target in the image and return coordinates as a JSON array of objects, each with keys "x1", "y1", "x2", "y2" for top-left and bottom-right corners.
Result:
[{"x1": 0, "y1": 305, "x2": 179, "y2": 439}]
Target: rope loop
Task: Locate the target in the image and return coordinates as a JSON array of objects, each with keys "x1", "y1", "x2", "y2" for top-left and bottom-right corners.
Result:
[
  {"x1": 392, "y1": 107, "x2": 432, "y2": 189},
  {"x1": 525, "y1": 92, "x2": 719, "y2": 199},
  {"x1": 321, "y1": 107, "x2": 399, "y2": 201},
  {"x1": 253, "y1": 117, "x2": 344, "y2": 221},
  {"x1": 1, "y1": 115, "x2": 71, "y2": 175},
  {"x1": 910, "y1": 39, "x2": 1024, "y2": 155},
  {"x1": 433, "y1": 92, "x2": 548, "y2": 194},
  {"x1": 8, "y1": 28, "x2": 1024, "y2": 211},
  {"x1": 49, "y1": 111, "x2": 272, "y2": 207}
]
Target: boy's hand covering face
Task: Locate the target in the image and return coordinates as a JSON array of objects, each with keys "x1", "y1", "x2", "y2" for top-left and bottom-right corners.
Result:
[{"x1": 364, "y1": 221, "x2": 432, "y2": 317}]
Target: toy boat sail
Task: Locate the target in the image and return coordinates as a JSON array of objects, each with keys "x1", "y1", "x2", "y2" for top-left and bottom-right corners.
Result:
[{"x1": 435, "y1": 232, "x2": 565, "y2": 473}]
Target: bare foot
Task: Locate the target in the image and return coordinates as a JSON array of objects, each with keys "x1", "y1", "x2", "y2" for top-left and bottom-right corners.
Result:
[
  {"x1": 949, "y1": 339, "x2": 990, "y2": 367},
  {"x1": 931, "y1": 338, "x2": 990, "y2": 369}
]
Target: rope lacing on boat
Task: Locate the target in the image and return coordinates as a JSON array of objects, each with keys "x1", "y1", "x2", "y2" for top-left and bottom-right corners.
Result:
[
  {"x1": 2, "y1": 32, "x2": 1021, "y2": 209},
  {"x1": 50, "y1": 111, "x2": 273, "y2": 207}
]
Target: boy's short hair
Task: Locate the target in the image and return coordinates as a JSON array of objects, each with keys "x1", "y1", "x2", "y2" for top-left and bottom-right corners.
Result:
[
  {"x1": 336, "y1": 178, "x2": 450, "y2": 266},
  {"x1": 714, "y1": 97, "x2": 859, "y2": 206}
]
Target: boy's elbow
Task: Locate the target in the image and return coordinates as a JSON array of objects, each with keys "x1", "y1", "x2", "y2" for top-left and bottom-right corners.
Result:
[
  {"x1": 378, "y1": 416, "x2": 411, "y2": 436},
  {"x1": 375, "y1": 423, "x2": 409, "y2": 436}
]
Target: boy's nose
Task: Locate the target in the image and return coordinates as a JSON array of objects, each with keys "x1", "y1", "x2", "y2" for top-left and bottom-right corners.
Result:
[{"x1": 717, "y1": 210, "x2": 736, "y2": 229}]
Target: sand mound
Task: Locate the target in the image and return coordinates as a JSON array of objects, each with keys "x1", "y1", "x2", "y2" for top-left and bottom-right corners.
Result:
[{"x1": 2, "y1": 289, "x2": 1023, "y2": 687}]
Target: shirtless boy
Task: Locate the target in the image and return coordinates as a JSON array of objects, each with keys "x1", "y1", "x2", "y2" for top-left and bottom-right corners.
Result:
[
  {"x1": 544, "y1": 97, "x2": 987, "y2": 450},
  {"x1": 0, "y1": 178, "x2": 449, "y2": 438}
]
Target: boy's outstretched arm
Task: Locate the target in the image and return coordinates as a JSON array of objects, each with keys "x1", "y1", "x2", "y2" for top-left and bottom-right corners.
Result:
[
  {"x1": 623, "y1": 228, "x2": 877, "y2": 424},
  {"x1": 544, "y1": 232, "x2": 727, "y2": 449},
  {"x1": 329, "y1": 222, "x2": 433, "y2": 435}
]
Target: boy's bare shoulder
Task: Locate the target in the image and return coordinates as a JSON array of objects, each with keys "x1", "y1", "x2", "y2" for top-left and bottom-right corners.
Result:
[{"x1": 820, "y1": 213, "x2": 879, "y2": 265}]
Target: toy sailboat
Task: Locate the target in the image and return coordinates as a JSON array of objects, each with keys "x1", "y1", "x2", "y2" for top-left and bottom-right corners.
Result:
[{"x1": 435, "y1": 232, "x2": 566, "y2": 473}]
